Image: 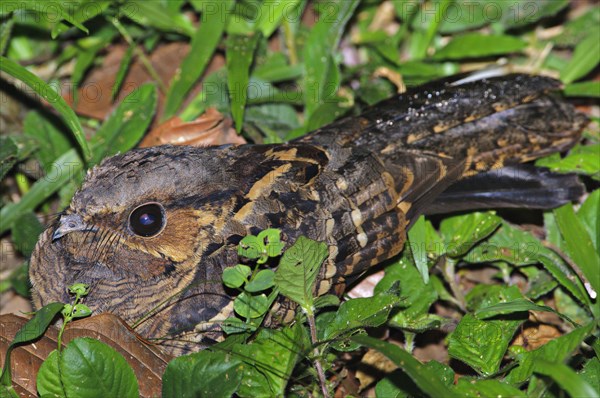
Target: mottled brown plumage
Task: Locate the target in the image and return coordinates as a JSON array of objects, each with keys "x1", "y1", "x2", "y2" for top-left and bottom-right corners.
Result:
[{"x1": 30, "y1": 74, "x2": 587, "y2": 355}]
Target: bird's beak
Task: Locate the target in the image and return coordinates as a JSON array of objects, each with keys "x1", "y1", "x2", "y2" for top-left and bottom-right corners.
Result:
[{"x1": 52, "y1": 214, "x2": 97, "y2": 241}]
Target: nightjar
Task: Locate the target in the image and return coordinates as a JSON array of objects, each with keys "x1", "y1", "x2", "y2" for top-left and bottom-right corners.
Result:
[{"x1": 30, "y1": 74, "x2": 587, "y2": 355}]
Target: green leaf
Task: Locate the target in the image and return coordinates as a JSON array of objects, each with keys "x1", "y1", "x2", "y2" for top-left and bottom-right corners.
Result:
[
  {"x1": 1, "y1": 302, "x2": 64, "y2": 387},
  {"x1": 433, "y1": 33, "x2": 526, "y2": 60},
  {"x1": 51, "y1": 1, "x2": 111, "y2": 38},
  {"x1": 233, "y1": 292, "x2": 269, "y2": 319},
  {"x1": 223, "y1": 264, "x2": 251, "y2": 289},
  {"x1": 352, "y1": 335, "x2": 459, "y2": 398},
  {"x1": 54, "y1": 338, "x2": 138, "y2": 398},
  {"x1": 0, "y1": 56, "x2": 90, "y2": 161},
  {"x1": 440, "y1": 212, "x2": 501, "y2": 258},
  {"x1": 90, "y1": 83, "x2": 157, "y2": 164},
  {"x1": 111, "y1": 44, "x2": 135, "y2": 100},
  {"x1": 303, "y1": 0, "x2": 359, "y2": 118},
  {"x1": 37, "y1": 350, "x2": 64, "y2": 397},
  {"x1": 561, "y1": 33, "x2": 600, "y2": 84},
  {"x1": 122, "y1": 0, "x2": 194, "y2": 36},
  {"x1": 552, "y1": 7, "x2": 600, "y2": 47},
  {"x1": 274, "y1": 236, "x2": 328, "y2": 310},
  {"x1": 580, "y1": 358, "x2": 600, "y2": 394},
  {"x1": 257, "y1": 228, "x2": 285, "y2": 257},
  {"x1": 507, "y1": 322, "x2": 595, "y2": 384},
  {"x1": 578, "y1": 189, "x2": 599, "y2": 250},
  {"x1": 162, "y1": 350, "x2": 243, "y2": 398},
  {"x1": 226, "y1": 33, "x2": 261, "y2": 132},
  {"x1": 232, "y1": 325, "x2": 306, "y2": 397},
  {"x1": 407, "y1": 215, "x2": 429, "y2": 283},
  {"x1": 23, "y1": 111, "x2": 72, "y2": 173},
  {"x1": 448, "y1": 285, "x2": 526, "y2": 376},
  {"x1": 0, "y1": 0, "x2": 89, "y2": 35},
  {"x1": 536, "y1": 144, "x2": 600, "y2": 179},
  {"x1": 163, "y1": 0, "x2": 234, "y2": 119},
  {"x1": 453, "y1": 378, "x2": 526, "y2": 397},
  {"x1": 564, "y1": 80, "x2": 600, "y2": 97},
  {"x1": 323, "y1": 293, "x2": 400, "y2": 341},
  {"x1": 554, "y1": 203, "x2": 600, "y2": 295},
  {"x1": 245, "y1": 269, "x2": 275, "y2": 292},
  {"x1": 533, "y1": 360, "x2": 598, "y2": 398},
  {"x1": 475, "y1": 298, "x2": 575, "y2": 325},
  {"x1": 376, "y1": 362, "x2": 454, "y2": 398},
  {"x1": 255, "y1": 0, "x2": 302, "y2": 37},
  {"x1": 0, "y1": 148, "x2": 85, "y2": 235},
  {"x1": 554, "y1": 288, "x2": 593, "y2": 326},
  {"x1": 378, "y1": 254, "x2": 437, "y2": 330},
  {"x1": 11, "y1": 212, "x2": 43, "y2": 256}
]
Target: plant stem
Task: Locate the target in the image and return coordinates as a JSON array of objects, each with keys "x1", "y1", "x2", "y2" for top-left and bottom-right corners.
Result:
[{"x1": 306, "y1": 308, "x2": 329, "y2": 398}]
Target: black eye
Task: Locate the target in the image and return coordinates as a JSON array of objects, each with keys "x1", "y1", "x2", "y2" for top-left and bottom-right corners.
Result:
[{"x1": 129, "y1": 203, "x2": 166, "y2": 237}]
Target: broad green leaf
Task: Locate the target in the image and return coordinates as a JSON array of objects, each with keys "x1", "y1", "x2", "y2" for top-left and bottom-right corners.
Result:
[
  {"x1": 352, "y1": 335, "x2": 459, "y2": 398},
  {"x1": 507, "y1": 322, "x2": 595, "y2": 384},
  {"x1": 274, "y1": 236, "x2": 328, "y2": 310},
  {"x1": 233, "y1": 292, "x2": 269, "y2": 319},
  {"x1": 533, "y1": 360, "x2": 598, "y2": 398},
  {"x1": 162, "y1": 350, "x2": 243, "y2": 398},
  {"x1": 580, "y1": 358, "x2": 600, "y2": 394},
  {"x1": 0, "y1": 56, "x2": 90, "y2": 161},
  {"x1": 245, "y1": 269, "x2": 275, "y2": 292},
  {"x1": 448, "y1": 285, "x2": 526, "y2": 376},
  {"x1": 554, "y1": 203, "x2": 600, "y2": 295},
  {"x1": 303, "y1": 0, "x2": 359, "y2": 118},
  {"x1": 11, "y1": 212, "x2": 43, "y2": 256},
  {"x1": 476, "y1": 298, "x2": 575, "y2": 325},
  {"x1": 90, "y1": 83, "x2": 157, "y2": 164},
  {"x1": 378, "y1": 254, "x2": 437, "y2": 330},
  {"x1": 233, "y1": 325, "x2": 306, "y2": 397},
  {"x1": 36, "y1": 350, "x2": 63, "y2": 397},
  {"x1": 465, "y1": 222, "x2": 590, "y2": 308},
  {"x1": 407, "y1": 215, "x2": 429, "y2": 283},
  {"x1": 226, "y1": 33, "x2": 260, "y2": 131},
  {"x1": 23, "y1": 111, "x2": 72, "y2": 173},
  {"x1": 0, "y1": 302, "x2": 64, "y2": 387},
  {"x1": 536, "y1": 144, "x2": 600, "y2": 180},
  {"x1": 323, "y1": 293, "x2": 400, "y2": 340},
  {"x1": 223, "y1": 264, "x2": 251, "y2": 289},
  {"x1": 55, "y1": 338, "x2": 138, "y2": 398},
  {"x1": 163, "y1": 0, "x2": 234, "y2": 119},
  {"x1": 561, "y1": 33, "x2": 600, "y2": 84},
  {"x1": 376, "y1": 362, "x2": 454, "y2": 398},
  {"x1": 453, "y1": 378, "x2": 526, "y2": 397},
  {"x1": 440, "y1": 212, "x2": 501, "y2": 258},
  {"x1": 433, "y1": 33, "x2": 526, "y2": 60},
  {"x1": 564, "y1": 80, "x2": 600, "y2": 97}
]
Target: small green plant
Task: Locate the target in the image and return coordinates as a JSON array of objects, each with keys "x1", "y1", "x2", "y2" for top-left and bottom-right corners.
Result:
[{"x1": 0, "y1": 283, "x2": 139, "y2": 398}]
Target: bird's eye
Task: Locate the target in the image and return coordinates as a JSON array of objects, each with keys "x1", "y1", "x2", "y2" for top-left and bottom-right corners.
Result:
[{"x1": 129, "y1": 203, "x2": 166, "y2": 237}]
